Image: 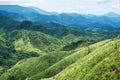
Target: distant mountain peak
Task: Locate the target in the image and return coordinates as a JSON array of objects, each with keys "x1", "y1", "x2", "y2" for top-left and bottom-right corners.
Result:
[
  {"x1": 0, "y1": 5, "x2": 59, "y2": 15},
  {"x1": 29, "y1": 6, "x2": 50, "y2": 15},
  {"x1": 105, "y1": 12, "x2": 120, "y2": 17},
  {"x1": 0, "y1": 5, "x2": 37, "y2": 14}
]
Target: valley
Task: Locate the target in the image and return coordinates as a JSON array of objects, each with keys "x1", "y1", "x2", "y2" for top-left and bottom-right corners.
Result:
[{"x1": 0, "y1": 4, "x2": 120, "y2": 80}]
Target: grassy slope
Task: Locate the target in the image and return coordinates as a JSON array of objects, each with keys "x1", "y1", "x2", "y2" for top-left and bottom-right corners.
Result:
[
  {"x1": 0, "y1": 50, "x2": 74, "y2": 80},
  {"x1": 82, "y1": 51, "x2": 120, "y2": 80},
  {"x1": 0, "y1": 14, "x2": 120, "y2": 80},
  {"x1": 8, "y1": 30, "x2": 63, "y2": 53},
  {"x1": 14, "y1": 38, "x2": 42, "y2": 55},
  {"x1": 0, "y1": 39, "x2": 110, "y2": 80},
  {"x1": 29, "y1": 40, "x2": 110, "y2": 80},
  {"x1": 42, "y1": 38, "x2": 120, "y2": 80},
  {"x1": 0, "y1": 29, "x2": 64, "y2": 76}
]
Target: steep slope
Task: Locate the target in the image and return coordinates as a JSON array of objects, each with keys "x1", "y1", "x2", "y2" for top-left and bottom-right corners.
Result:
[
  {"x1": 30, "y1": 40, "x2": 110, "y2": 80},
  {"x1": 0, "y1": 38, "x2": 111, "y2": 80},
  {"x1": 43, "y1": 37, "x2": 120, "y2": 80},
  {"x1": 0, "y1": 6, "x2": 120, "y2": 80},
  {"x1": 0, "y1": 29, "x2": 63, "y2": 76},
  {"x1": 0, "y1": 50, "x2": 74, "y2": 80}
]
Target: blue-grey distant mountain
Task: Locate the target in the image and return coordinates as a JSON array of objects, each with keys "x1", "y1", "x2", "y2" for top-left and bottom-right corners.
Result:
[
  {"x1": 0, "y1": 10, "x2": 26, "y2": 20},
  {"x1": 0, "y1": 5, "x2": 51, "y2": 15},
  {"x1": 0, "y1": 5, "x2": 36, "y2": 14},
  {"x1": 30, "y1": 7, "x2": 51, "y2": 15},
  {"x1": 104, "y1": 12, "x2": 120, "y2": 17},
  {"x1": 0, "y1": 5, "x2": 120, "y2": 31}
]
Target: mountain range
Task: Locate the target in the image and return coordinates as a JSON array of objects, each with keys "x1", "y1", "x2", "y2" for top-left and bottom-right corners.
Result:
[
  {"x1": 0, "y1": 5, "x2": 120, "y2": 31},
  {"x1": 0, "y1": 5, "x2": 120, "y2": 80}
]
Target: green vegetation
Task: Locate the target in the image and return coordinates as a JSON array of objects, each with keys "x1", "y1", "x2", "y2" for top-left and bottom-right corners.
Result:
[
  {"x1": 30, "y1": 40, "x2": 110, "y2": 80},
  {"x1": 14, "y1": 38, "x2": 42, "y2": 54},
  {"x1": 0, "y1": 13, "x2": 120, "y2": 80},
  {"x1": 43, "y1": 38, "x2": 120, "y2": 80},
  {"x1": 1, "y1": 38, "x2": 120, "y2": 80},
  {"x1": 0, "y1": 29, "x2": 64, "y2": 68},
  {"x1": 0, "y1": 51, "x2": 73, "y2": 80},
  {"x1": 8, "y1": 30, "x2": 62, "y2": 53}
]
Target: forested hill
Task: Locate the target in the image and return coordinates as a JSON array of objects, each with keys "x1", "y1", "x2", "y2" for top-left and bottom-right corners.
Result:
[
  {"x1": 0, "y1": 5, "x2": 120, "y2": 80},
  {"x1": 0, "y1": 36, "x2": 119, "y2": 80}
]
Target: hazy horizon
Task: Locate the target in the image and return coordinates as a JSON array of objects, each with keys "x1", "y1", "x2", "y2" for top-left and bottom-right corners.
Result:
[{"x1": 0, "y1": 0, "x2": 120, "y2": 15}]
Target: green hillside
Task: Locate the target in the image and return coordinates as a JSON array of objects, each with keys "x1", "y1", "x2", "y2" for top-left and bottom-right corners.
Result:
[
  {"x1": 42, "y1": 37, "x2": 120, "y2": 80},
  {"x1": 0, "y1": 14, "x2": 112, "y2": 42},
  {"x1": 0, "y1": 37, "x2": 119, "y2": 80},
  {"x1": 0, "y1": 51, "x2": 74, "y2": 80},
  {"x1": 30, "y1": 39, "x2": 110, "y2": 80},
  {"x1": 0, "y1": 12, "x2": 120, "y2": 80},
  {"x1": 8, "y1": 30, "x2": 62, "y2": 53},
  {"x1": 0, "y1": 29, "x2": 63, "y2": 75},
  {"x1": 0, "y1": 30, "x2": 40, "y2": 73}
]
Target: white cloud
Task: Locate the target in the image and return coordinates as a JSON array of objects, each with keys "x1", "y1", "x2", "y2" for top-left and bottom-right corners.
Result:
[
  {"x1": 96, "y1": 0, "x2": 108, "y2": 3},
  {"x1": 0, "y1": 0, "x2": 25, "y2": 3},
  {"x1": 0, "y1": 0, "x2": 119, "y2": 15},
  {"x1": 0, "y1": 0, "x2": 46, "y2": 7},
  {"x1": 0, "y1": 0, "x2": 45, "y2": 4},
  {"x1": 112, "y1": 4, "x2": 120, "y2": 8},
  {"x1": 76, "y1": 5, "x2": 83, "y2": 8}
]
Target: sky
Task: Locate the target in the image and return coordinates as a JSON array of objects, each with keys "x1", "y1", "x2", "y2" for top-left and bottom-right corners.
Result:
[{"x1": 0, "y1": 0, "x2": 120, "y2": 15}]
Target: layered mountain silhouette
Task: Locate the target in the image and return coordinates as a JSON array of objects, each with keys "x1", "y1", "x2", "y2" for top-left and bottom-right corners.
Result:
[
  {"x1": 0, "y1": 4, "x2": 120, "y2": 80},
  {"x1": 0, "y1": 5, "x2": 120, "y2": 31}
]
